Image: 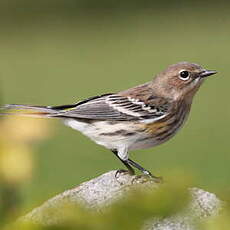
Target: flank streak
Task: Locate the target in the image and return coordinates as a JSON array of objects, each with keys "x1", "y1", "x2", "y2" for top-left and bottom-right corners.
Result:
[
  {"x1": 100, "y1": 129, "x2": 136, "y2": 137},
  {"x1": 155, "y1": 102, "x2": 189, "y2": 141},
  {"x1": 144, "y1": 101, "x2": 189, "y2": 142}
]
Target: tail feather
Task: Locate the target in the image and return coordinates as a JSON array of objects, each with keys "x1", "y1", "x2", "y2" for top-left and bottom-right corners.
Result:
[{"x1": 0, "y1": 104, "x2": 58, "y2": 117}]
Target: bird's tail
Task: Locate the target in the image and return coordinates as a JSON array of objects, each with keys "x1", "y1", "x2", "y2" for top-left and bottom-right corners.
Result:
[{"x1": 0, "y1": 104, "x2": 58, "y2": 118}]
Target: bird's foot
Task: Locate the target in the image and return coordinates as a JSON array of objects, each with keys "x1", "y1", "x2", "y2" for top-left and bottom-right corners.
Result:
[
  {"x1": 115, "y1": 169, "x2": 133, "y2": 178},
  {"x1": 138, "y1": 170, "x2": 163, "y2": 184},
  {"x1": 150, "y1": 175, "x2": 163, "y2": 183}
]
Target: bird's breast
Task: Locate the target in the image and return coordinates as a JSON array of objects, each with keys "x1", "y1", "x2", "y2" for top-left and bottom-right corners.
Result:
[{"x1": 146, "y1": 104, "x2": 190, "y2": 143}]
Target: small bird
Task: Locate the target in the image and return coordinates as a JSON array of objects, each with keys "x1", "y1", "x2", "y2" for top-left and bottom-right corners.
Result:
[{"x1": 1, "y1": 62, "x2": 217, "y2": 180}]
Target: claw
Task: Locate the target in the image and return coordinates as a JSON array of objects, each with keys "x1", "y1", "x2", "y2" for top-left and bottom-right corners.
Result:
[
  {"x1": 150, "y1": 175, "x2": 163, "y2": 183},
  {"x1": 142, "y1": 170, "x2": 163, "y2": 183},
  {"x1": 115, "y1": 169, "x2": 132, "y2": 178}
]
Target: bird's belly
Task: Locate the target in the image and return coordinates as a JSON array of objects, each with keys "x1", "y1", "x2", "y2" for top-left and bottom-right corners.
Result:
[
  {"x1": 63, "y1": 114, "x2": 187, "y2": 152},
  {"x1": 129, "y1": 129, "x2": 177, "y2": 151},
  {"x1": 128, "y1": 136, "x2": 158, "y2": 150},
  {"x1": 63, "y1": 119, "x2": 144, "y2": 150}
]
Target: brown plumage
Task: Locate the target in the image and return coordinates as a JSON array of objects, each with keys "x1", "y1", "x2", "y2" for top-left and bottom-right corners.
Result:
[{"x1": 0, "y1": 62, "x2": 217, "y2": 180}]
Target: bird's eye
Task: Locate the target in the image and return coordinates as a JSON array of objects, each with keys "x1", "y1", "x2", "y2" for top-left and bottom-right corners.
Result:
[{"x1": 179, "y1": 70, "x2": 190, "y2": 80}]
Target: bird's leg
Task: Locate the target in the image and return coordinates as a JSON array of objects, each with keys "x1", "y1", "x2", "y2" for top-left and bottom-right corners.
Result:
[
  {"x1": 111, "y1": 150, "x2": 135, "y2": 175},
  {"x1": 112, "y1": 150, "x2": 162, "y2": 182},
  {"x1": 126, "y1": 158, "x2": 152, "y2": 176},
  {"x1": 127, "y1": 158, "x2": 162, "y2": 182}
]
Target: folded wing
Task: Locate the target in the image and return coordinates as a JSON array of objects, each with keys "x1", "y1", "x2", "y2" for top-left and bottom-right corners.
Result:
[{"x1": 53, "y1": 94, "x2": 170, "y2": 121}]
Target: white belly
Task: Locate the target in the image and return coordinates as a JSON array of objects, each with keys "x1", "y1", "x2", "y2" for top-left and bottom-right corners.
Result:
[{"x1": 63, "y1": 119, "x2": 157, "y2": 152}]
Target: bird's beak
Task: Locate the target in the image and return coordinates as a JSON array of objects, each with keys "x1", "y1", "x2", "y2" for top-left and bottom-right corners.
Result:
[{"x1": 200, "y1": 70, "x2": 217, "y2": 78}]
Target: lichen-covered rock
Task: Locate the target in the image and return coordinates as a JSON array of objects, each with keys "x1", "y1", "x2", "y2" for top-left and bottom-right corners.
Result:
[{"x1": 20, "y1": 170, "x2": 222, "y2": 229}]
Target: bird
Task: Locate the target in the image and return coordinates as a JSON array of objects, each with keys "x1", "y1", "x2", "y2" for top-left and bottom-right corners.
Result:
[{"x1": 0, "y1": 62, "x2": 217, "y2": 180}]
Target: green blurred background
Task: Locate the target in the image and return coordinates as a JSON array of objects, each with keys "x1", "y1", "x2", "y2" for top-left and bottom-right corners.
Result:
[{"x1": 0, "y1": 0, "x2": 229, "y2": 212}]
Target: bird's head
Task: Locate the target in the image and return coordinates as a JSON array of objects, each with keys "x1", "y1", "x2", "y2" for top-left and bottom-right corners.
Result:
[{"x1": 152, "y1": 62, "x2": 217, "y2": 101}]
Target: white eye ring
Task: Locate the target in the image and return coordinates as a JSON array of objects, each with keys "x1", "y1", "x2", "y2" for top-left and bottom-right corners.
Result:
[{"x1": 179, "y1": 70, "x2": 190, "y2": 81}]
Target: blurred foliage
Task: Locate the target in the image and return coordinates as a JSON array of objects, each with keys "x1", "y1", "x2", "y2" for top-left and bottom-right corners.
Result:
[
  {"x1": 0, "y1": 0, "x2": 229, "y2": 229},
  {"x1": 0, "y1": 111, "x2": 229, "y2": 229},
  {"x1": 0, "y1": 116, "x2": 51, "y2": 226}
]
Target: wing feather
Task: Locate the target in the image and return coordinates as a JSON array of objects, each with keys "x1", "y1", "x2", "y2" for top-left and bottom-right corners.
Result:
[{"x1": 53, "y1": 94, "x2": 170, "y2": 121}]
